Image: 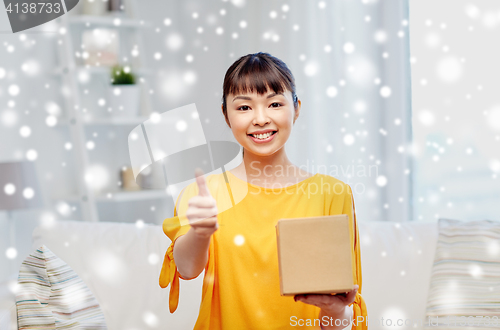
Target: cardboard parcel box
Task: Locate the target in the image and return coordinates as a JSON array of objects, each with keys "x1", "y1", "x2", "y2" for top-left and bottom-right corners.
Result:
[{"x1": 275, "y1": 214, "x2": 354, "y2": 296}]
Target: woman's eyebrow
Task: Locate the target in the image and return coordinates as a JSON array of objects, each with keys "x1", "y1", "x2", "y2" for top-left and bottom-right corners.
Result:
[{"x1": 232, "y1": 92, "x2": 284, "y2": 102}]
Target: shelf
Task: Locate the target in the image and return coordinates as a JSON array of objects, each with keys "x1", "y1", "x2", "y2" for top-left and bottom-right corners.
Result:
[
  {"x1": 83, "y1": 117, "x2": 148, "y2": 125},
  {"x1": 67, "y1": 15, "x2": 149, "y2": 28},
  {"x1": 53, "y1": 66, "x2": 151, "y2": 76},
  {"x1": 57, "y1": 8, "x2": 157, "y2": 222},
  {"x1": 96, "y1": 189, "x2": 170, "y2": 202},
  {"x1": 55, "y1": 116, "x2": 149, "y2": 126},
  {"x1": 55, "y1": 189, "x2": 170, "y2": 203}
]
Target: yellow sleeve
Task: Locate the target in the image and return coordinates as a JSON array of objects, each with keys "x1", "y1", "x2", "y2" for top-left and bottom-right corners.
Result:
[
  {"x1": 343, "y1": 184, "x2": 368, "y2": 330},
  {"x1": 158, "y1": 183, "x2": 196, "y2": 313}
]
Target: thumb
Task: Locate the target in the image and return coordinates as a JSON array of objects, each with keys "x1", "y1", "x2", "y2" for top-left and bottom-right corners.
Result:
[
  {"x1": 346, "y1": 285, "x2": 359, "y2": 303},
  {"x1": 195, "y1": 168, "x2": 211, "y2": 197}
]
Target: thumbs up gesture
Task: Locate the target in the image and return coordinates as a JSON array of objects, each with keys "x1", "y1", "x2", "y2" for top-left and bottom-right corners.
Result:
[{"x1": 185, "y1": 168, "x2": 219, "y2": 239}]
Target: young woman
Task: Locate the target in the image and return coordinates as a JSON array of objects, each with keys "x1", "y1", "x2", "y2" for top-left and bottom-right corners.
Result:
[{"x1": 160, "y1": 52, "x2": 367, "y2": 330}]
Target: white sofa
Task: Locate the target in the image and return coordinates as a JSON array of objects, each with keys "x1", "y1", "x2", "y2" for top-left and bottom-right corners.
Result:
[{"x1": 0, "y1": 220, "x2": 438, "y2": 330}]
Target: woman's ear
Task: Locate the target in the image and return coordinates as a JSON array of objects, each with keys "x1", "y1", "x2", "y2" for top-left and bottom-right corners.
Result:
[
  {"x1": 221, "y1": 104, "x2": 231, "y2": 128},
  {"x1": 293, "y1": 98, "x2": 301, "y2": 124}
]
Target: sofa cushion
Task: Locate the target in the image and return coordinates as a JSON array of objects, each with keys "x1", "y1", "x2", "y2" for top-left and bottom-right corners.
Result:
[
  {"x1": 16, "y1": 245, "x2": 107, "y2": 329},
  {"x1": 424, "y1": 218, "x2": 500, "y2": 328},
  {"x1": 359, "y1": 220, "x2": 438, "y2": 329},
  {"x1": 32, "y1": 220, "x2": 203, "y2": 330}
]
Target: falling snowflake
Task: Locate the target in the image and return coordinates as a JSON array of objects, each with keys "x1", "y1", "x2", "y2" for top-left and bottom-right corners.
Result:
[
  {"x1": 143, "y1": 311, "x2": 159, "y2": 327},
  {"x1": 8, "y1": 84, "x2": 20, "y2": 96},
  {"x1": 376, "y1": 175, "x2": 387, "y2": 187},
  {"x1": 231, "y1": 0, "x2": 246, "y2": 8},
  {"x1": 326, "y1": 86, "x2": 338, "y2": 98},
  {"x1": 21, "y1": 60, "x2": 40, "y2": 76},
  {"x1": 148, "y1": 253, "x2": 160, "y2": 265},
  {"x1": 343, "y1": 134, "x2": 355, "y2": 146},
  {"x1": 379, "y1": 86, "x2": 391, "y2": 98},
  {"x1": 56, "y1": 202, "x2": 71, "y2": 216},
  {"x1": 19, "y1": 126, "x2": 31, "y2": 137},
  {"x1": 436, "y1": 56, "x2": 463, "y2": 83},
  {"x1": 26, "y1": 149, "x2": 38, "y2": 161},
  {"x1": 45, "y1": 102, "x2": 61, "y2": 116},
  {"x1": 23, "y1": 187, "x2": 35, "y2": 199},
  {"x1": 46, "y1": 116, "x2": 57, "y2": 127},
  {"x1": 374, "y1": 30, "x2": 388, "y2": 43},
  {"x1": 166, "y1": 33, "x2": 183, "y2": 50},
  {"x1": 234, "y1": 234, "x2": 245, "y2": 246},
  {"x1": 343, "y1": 42, "x2": 355, "y2": 54},
  {"x1": 418, "y1": 109, "x2": 435, "y2": 126},
  {"x1": 4, "y1": 183, "x2": 16, "y2": 195},
  {"x1": 183, "y1": 71, "x2": 197, "y2": 84},
  {"x1": 1, "y1": 110, "x2": 17, "y2": 127},
  {"x1": 5, "y1": 248, "x2": 17, "y2": 259},
  {"x1": 303, "y1": 62, "x2": 318, "y2": 77}
]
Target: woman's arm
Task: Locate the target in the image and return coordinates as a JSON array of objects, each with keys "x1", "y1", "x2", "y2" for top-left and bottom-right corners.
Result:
[
  {"x1": 319, "y1": 305, "x2": 353, "y2": 330},
  {"x1": 173, "y1": 228, "x2": 211, "y2": 279},
  {"x1": 173, "y1": 168, "x2": 219, "y2": 279},
  {"x1": 295, "y1": 286, "x2": 357, "y2": 330}
]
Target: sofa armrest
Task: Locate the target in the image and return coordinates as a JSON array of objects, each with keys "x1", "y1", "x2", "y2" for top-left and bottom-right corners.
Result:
[{"x1": 0, "y1": 281, "x2": 18, "y2": 330}]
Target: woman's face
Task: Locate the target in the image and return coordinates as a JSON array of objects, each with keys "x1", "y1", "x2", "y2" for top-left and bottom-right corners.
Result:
[{"x1": 223, "y1": 88, "x2": 301, "y2": 157}]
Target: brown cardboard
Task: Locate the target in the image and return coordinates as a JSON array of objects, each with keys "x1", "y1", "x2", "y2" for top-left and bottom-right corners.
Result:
[{"x1": 275, "y1": 214, "x2": 354, "y2": 296}]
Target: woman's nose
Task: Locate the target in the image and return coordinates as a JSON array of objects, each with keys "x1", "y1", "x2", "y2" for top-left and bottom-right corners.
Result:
[{"x1": 253, "y1": 107, "x2": 271, "y2": 125}]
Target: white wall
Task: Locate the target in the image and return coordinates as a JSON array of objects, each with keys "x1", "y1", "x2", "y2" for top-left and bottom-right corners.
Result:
[
  {"x1": 1, "y1": 0, "x2": 412, "y2": 282},
  {"x1": 409, "y1": 0, "x2": 500, "y2": 221}
]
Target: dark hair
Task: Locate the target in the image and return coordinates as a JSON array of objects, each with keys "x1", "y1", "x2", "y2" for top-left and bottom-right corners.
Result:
[
  {"x1": 221, "y1": 52, "x2": 299, "y2": 157},
  {"x1": 221, "y1": 52, "x2": 299, "y2": 125}
]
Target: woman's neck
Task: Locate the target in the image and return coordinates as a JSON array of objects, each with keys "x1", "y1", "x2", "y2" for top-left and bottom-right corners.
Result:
[{"x1": 230, "y1": 148, "x2": 312, "y2": 185}]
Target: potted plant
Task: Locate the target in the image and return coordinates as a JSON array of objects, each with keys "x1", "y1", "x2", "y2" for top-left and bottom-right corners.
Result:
[{"x1": 109, "y1": 65, "x2": 140, "y2": 117}]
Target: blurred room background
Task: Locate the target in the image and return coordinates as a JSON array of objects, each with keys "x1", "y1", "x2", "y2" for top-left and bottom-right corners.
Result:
[{"x1": 0, "y1": 0, "x2": 499, "y2": 283}]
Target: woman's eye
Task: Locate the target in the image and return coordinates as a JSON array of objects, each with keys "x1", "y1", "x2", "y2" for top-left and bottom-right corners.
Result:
[
  {"x1": 270, "y1": 102, "x2": 282, "y2": 108},
  {"x1": 237, "y1": 105, "x2": 250, "y2": 111}
]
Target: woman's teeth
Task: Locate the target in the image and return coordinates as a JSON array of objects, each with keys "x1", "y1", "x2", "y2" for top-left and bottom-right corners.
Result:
[{"x1": 252, "y1": 132, "x2": 274, "y2": 139}]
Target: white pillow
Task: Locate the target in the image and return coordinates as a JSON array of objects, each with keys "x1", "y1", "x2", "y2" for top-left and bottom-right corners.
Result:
[
  {"x1": 16, "y1": 245, "x2": 107, "y2": 329},
  {"x1": 424, "y1": 218, "x2": 500, "y2": 329}
]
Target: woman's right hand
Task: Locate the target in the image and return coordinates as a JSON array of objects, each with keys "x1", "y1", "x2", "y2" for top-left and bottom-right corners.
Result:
[{"x1": 186, "y1": 168, "x2": 219, "y2": 239}]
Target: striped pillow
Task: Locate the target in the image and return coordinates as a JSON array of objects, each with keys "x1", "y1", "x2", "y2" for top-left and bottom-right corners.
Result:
[
  {"x1": 424, "y1": 218, "x2": 500, "y2": 329},
  {"x1": 16, "y1": 245, "x2": 107, "y2": 329}
]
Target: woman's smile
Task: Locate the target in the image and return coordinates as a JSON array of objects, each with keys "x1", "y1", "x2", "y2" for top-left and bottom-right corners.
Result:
[{"x1": 247, "y1": 130, "x2": 278, "y2": 143}]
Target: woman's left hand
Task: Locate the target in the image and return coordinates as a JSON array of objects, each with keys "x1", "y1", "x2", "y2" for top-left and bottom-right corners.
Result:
[{"x1": 294, "y1": 285, "x2": 359, "y2": 315}]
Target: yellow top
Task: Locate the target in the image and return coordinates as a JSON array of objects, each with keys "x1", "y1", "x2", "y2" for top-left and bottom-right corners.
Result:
[{"x1": 159, "y1": 172, "x2": 367, "y2": 330}]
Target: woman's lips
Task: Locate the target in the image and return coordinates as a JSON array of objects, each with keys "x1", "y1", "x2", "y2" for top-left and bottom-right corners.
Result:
[{"x1": 248, "y1": 131, "x2": 277, "y2": 144}]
